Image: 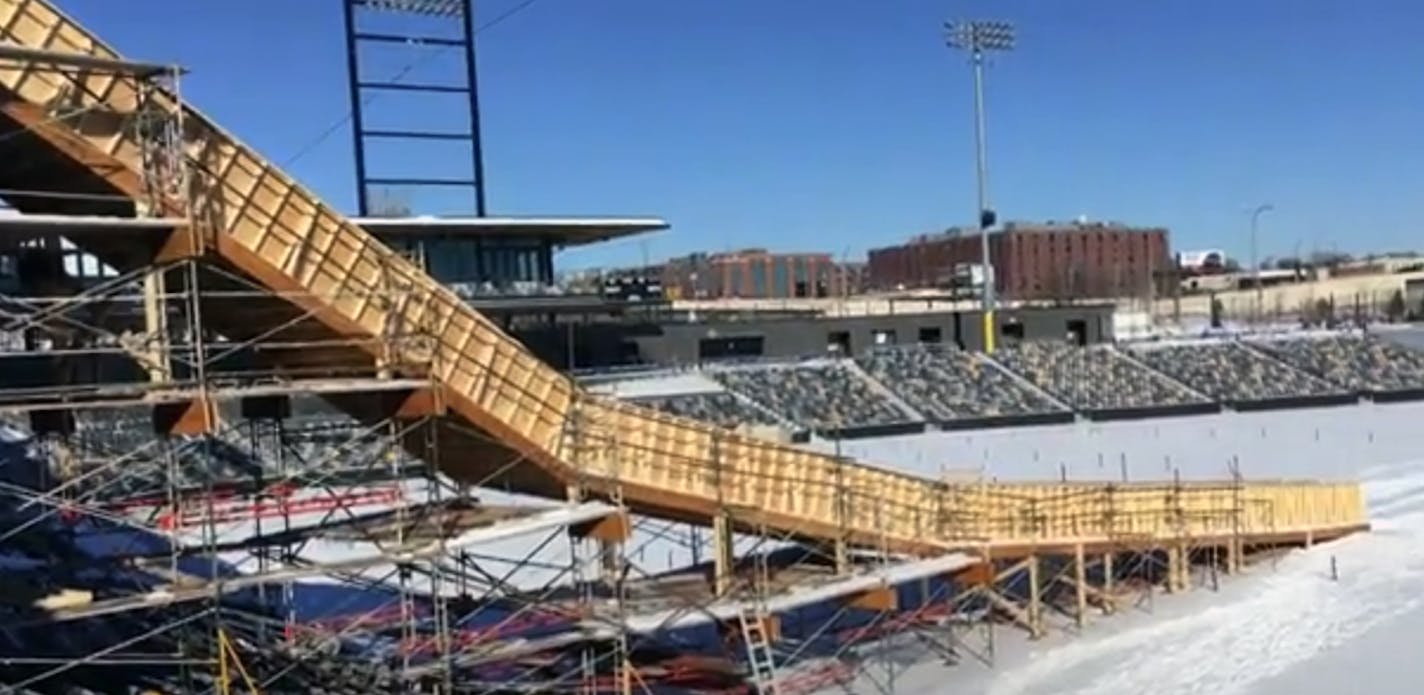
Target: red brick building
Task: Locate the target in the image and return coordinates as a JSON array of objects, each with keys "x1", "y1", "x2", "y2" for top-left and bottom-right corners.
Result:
[{"x1": 867, "y1": 221, "x2": 1171, "y2": 301}]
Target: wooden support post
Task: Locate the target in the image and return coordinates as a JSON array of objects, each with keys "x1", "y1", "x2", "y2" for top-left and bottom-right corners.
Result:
[
  {"x1": 1166, "y1": 544, "x2": 1190, "y2": 593},
  {"x1": 1178, "y1": 542, "x2": 1191, "y2": 591},
  {"x1": 1225, "y1": 539, "x2": 1239, "y2": 575},
  {"x1": 1101, "y1": 552, "x2": 1116, "y2": 614},
  {"x1": 142, "y1": 267, "x2": 171, "y2": 383},
  {"x1": 713, "y1": 511, "x2": 734, "y2": 597},
  {"x1": 834, "y1": 537, "x2": 850, "y2": 576},
  {"x1": 1074, "y1": 543, "x2": 1088, "y2": 628},
  {"x1": 1027, "y1": 554, "x2": 1043, "y2": 639}
]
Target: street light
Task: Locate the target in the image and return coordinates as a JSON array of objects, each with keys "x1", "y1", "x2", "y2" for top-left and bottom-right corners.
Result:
[
  {"x1": 1250, "y1": 203, "x2": 1274, "y2": 323},
  {"x1": 945, "y1": 19, "x2": 1015, "y2": 352}
]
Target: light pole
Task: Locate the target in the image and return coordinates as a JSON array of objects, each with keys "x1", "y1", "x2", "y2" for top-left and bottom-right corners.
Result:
[
  {"x1": 1250, "y1": 203, "x2": 1274, "y2": 324},
  {"x1": 946, "y1": 19, "x2": 1015, "y2": 352}
]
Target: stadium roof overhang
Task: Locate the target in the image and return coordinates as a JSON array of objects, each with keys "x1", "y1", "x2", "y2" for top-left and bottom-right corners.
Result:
[{"x1": 351, "y1": 215, "x2": 669, "y2": 248}]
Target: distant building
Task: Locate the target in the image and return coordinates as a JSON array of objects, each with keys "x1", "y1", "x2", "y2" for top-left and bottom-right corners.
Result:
[
  {"x1": 614, "y1": 249, "x2": 863, "y2": 300},
  {"x1": 867, "y1": 220, "x2": 1171, "y2": 301},
  {"x1": 1177, "y1": 249, "x2": 1228, "y2": 276}
]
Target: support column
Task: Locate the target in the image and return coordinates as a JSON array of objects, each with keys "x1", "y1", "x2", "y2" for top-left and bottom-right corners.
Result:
[
  {"x1": 1166, "y1": 544, "x2": 1193, "y2": 593},
  {"x1": 142, "y1": 267, "x2": 171, "y2": 383},
  {"x1": 1102, "y1": 552, "x2": 1115, "y2": 609},
  {"x1": 1178, "y1": 542, "x2": 1191, "y2": 591},
  {"x1": 713, "y1": 511, "x2": 735, "y2": 597},
  {"x1": 1027, "y1": 554, "x2": 1043, "y2": 639},
  {"x1": 1073, "y1": 543, "x2": 1088, "y2": 628},
  {"x1": 834, "y1": 537, "x2": 850, "y2": 576}
]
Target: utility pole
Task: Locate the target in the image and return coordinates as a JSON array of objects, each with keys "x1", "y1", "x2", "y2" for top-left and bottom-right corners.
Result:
[
  {"x1": 1250, "y1": 203, "x2": 1274, "y2": 325},
  {"x1": 946, "y1": 20, "x2": 1015, "y2": 352}
]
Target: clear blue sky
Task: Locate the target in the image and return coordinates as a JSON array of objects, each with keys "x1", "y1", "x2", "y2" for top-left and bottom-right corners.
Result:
[{"x1": 59, "y1": 0, "x2": 1424, "y2": 270}]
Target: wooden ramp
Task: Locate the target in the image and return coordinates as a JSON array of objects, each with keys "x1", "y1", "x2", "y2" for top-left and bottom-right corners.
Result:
[{"x1": 0, "y1": 0, "x2": 1368, "y2": 557}]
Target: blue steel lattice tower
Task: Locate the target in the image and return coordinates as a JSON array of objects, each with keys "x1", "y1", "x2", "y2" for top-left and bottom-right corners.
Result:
[{"x1": 341, "y1": 0, "x2": 488, "y2": 216}]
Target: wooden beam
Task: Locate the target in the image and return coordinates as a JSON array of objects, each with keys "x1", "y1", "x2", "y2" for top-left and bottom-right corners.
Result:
[
  {"x1": 392, "y1": 386, "x2": 444, "y2": 419},
  {"x1": 570, "y1": 511, "x2": 631, "y2": 544},
  {"x1": 152, "y1": 396, "x2": 215, "y2": 436},
  {"x1": 846, "y1": 586, "x2": 898, "y2": 613}
]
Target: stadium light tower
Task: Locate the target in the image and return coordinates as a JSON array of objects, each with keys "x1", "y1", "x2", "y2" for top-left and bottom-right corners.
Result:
[{"x1": 945, "y1": 19, "x2": 1014, "y2": 352}]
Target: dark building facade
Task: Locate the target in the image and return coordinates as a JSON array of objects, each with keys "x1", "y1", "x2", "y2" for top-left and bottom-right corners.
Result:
[
  {"x1": 627, "y1": 304, "x2": 1114, "y2": 366},
  {"x1": 614, "y1": 250, "x2": 864, "y2": 300},
  {"x1": 868, "y1": 221, "x2": 1171, "y2": 301},
  {"x1": 516, "y1": 304, "x2": 1113, "y2": 371}
]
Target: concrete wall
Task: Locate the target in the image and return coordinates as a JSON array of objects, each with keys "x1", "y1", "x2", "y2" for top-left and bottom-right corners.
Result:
[
  {"x1": 1158, "y1": 271, "x2": 1424, "y2": 320},
  {"x1": 631, "y1": 306, "x2": 1114, "y2": 364}
]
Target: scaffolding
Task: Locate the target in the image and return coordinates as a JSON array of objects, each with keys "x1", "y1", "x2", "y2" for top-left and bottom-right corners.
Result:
[{"x1": 0, "y1": 2, "x2": 1372, "y2": 693}]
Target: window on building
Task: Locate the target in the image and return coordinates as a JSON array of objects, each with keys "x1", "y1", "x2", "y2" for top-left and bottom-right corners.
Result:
[
  {"x1": 1001, "y1": 320, "x2": 1025, "y2": 344},
  {"x1": 918, "y1": 326, "x2": 943, "y2": 343},
  {"x1": 872, "y1": 329, "x2": 897, "y2": 346},
  {"x1": 698, "y1": 335, "x2": 765, "y2": 361},
  {"x1": 751, "y1": 263, "x2": 768, "y2": 298},
  {"x1": 772, "y1": 259, "x2": 789, "y2": 298},
  {"x1": 793, "y1": 257, "x2": 808, "y2": 291}
]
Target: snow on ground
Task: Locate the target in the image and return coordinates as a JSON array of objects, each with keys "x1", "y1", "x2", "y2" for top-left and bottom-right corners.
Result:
[
  {"x1": 854, "y1": 455, "x2": 1424, "y2": 695},
  {"x1": 816, "y1": 399, "x2": 1423, "y2": 483}
]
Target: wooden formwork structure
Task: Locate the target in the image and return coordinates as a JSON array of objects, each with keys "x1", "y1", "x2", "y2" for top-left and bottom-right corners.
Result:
[{"x1": 0, "y1": 1, "x2": 1373, "y2": 692}]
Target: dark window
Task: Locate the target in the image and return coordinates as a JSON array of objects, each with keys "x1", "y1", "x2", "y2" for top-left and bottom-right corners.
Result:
[
  {"x1": 1066, "y1": 319, "x2": 1088, "y2": 346},
  {"x1": 1002, "y1": 321, "x2": 1025, "y2": 344},
  {"x1": 698, "y1": 335, "x2": 765, "y2": 361},
  {"x1": 918, "y1": 326, "x2": 942, "y2": 343},
  {"x1": 751, "y1": 263, "x2": 768, "y2": 297},
  {"x1": 827, "y1": 331, "x2": 852, "y2": 354},
  {"x1": 772, "y1": 259, "x2": 789, "y2": 298}
]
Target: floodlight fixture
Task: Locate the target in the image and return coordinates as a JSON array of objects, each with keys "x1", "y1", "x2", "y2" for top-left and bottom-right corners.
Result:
[
  {"x1": 944, "y1": 20, "x2": 1016, "y2": 54},
  {"x1": 356, "y1": 0, "x2": 465, "y2": 18}
]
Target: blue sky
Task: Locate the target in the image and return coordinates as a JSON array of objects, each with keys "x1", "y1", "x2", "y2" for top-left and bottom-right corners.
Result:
[{"x1": 58, "y1": 0, "x2": 1424, "y2": 269}]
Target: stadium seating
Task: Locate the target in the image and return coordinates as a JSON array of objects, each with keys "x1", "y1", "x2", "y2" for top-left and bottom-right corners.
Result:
[
  {"x1": 588, "y1": 331, "x2": 1424, "y2": 433},
  {"x1": 712, "y1": 362, "x2": 914, "y2": 431},
  {"x1": 1252, "y1": 333, "x2": 1424, "y2": 393},
  {"x1": 856, "y1": 344, "x2": 1065, "y2": 421},
  {"x1": 633, "y1": 392, "x2": 782, "y2": 430},
  {"x1": 1131, "y1": 341, "x2": 1343, "y2": 403},
  {"x1": 993, "y1": 342, "x2": 1204, "y2": 412}
]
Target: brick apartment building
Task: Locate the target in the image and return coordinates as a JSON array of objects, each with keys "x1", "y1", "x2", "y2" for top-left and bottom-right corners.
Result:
[
  {"x1": 619, "y1": 249, "x2": 866, "y2": 300},
  {"x1": 867, "y1": 221, "x2": 1171, "y2": 301}
]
